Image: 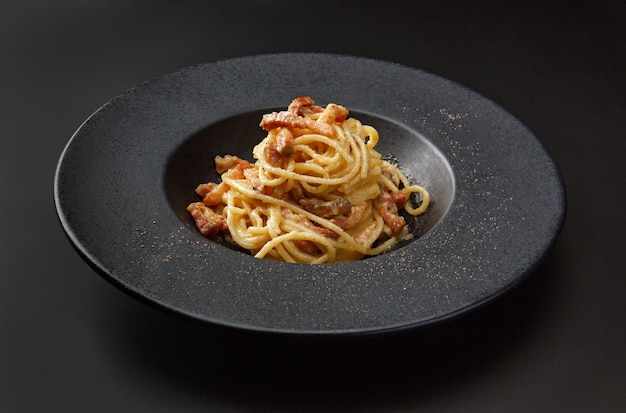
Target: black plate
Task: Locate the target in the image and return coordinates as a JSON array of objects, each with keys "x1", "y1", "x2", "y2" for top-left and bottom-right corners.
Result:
[{"x1": 54, "y1": 53, "x2": 565, "y2": 337}]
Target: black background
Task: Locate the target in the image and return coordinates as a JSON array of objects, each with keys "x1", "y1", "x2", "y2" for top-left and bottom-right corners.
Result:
[{"x1": 2, "y1": 1, "x2": 624, "y2": 411}]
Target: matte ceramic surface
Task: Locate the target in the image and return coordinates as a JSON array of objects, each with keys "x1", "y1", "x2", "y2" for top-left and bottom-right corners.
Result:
[{"x1": 54, "y1": 53, "x2": 566, "y2": 337}]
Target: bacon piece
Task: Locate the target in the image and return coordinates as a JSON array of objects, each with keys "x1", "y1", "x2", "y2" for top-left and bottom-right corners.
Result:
[
  {"x1": 292, "y1": 239, "x2": 320, "y2": 255},
  {"x1": 260, "y1": 110, "x2": 335, "y2": 137},
  {"x1": 195, "y1": 182, "x2": 229, "y2": 206},
  {"x1": 299, "y1": 197, "x2": 352, "y2": 218},
  {"x1": 195, "y1": 182, "x2": 218, "y2": 198},
  {"x1": 391, "y1": 191, "x2": 407, "y2": 208},
  {"x1": 202, "y1": 182, "x2": 228, "y2": 206},
  {"x1": 282, "y1": 181, "x2": 306, "y2": 203},
  {"x1": 317, "y1": 103, "x2": 349, "y2": 124},
  {"x1": 260, "y1": 111, "x2": 316, "y2": 130},
  {"x1": 331, "y1": 219, "x2": 348, "y2": 230},
  {"x1": 262, "y1": 127, "x2": 295, "y2": 168},
  {"x1": 275, "y1": 127, "x2": 294, "y2": 158},
  {"x1": 263, "y1": 141, "x2": 284, "y2": 167},
  {"x1": 242, "y1": 166, "x2": 263, "y2": 190},
  {"x1": 215, "y1": 155, "x2": 249, "y2": 174},
  {"x1": 186, "y1": 202, "x2": 227, "y2": 235},
  {"x1": 353, "y1": 221, "x2": 378, "y2": 245},
  {"x1": 221, "y1": 160, "x2": 253, "y2": 180},
  {"x1": 374, "y1": 191, "x2": 406, "y2": 234},
  {"x1": 288, "y1": 96, "x2": 324, "y2": 116},
  {"x1": 331, "y1": 202, "x2": 368, "y2": 230}
]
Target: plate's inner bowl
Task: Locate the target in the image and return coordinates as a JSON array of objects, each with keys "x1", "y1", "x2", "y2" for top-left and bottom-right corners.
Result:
[{"x1": 164, "y1": 109, "x2": 455, "y2": 257}]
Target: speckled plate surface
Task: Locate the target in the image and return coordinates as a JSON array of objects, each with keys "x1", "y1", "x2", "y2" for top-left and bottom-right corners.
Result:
[{"x1": 54, "y1": 53, "x2": 565, "y2": 337}]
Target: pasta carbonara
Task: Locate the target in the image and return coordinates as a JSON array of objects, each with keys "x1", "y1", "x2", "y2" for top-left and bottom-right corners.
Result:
[{"x1": 187, "y1": 97, "x2": 430, "y2": 264}]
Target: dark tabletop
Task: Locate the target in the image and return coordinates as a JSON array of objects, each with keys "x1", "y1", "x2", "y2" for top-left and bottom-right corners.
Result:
[{"x1": 2, "y1": 1, "x2": 624, "y2": 412}]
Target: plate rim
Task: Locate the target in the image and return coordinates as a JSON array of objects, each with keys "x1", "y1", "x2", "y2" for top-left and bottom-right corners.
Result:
[{"x1": 54, "y1": 52, "x2": 567, "y2": 337}]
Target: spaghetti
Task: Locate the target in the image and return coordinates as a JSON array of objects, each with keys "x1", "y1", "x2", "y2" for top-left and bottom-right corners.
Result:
[{"x1": 187, "y1": 97, "x2": 430, "y2": 264}]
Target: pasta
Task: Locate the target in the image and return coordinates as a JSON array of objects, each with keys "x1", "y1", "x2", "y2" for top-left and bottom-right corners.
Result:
[{"x1": 187, "y1": 97, "x2": 430, "y2": 264}]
